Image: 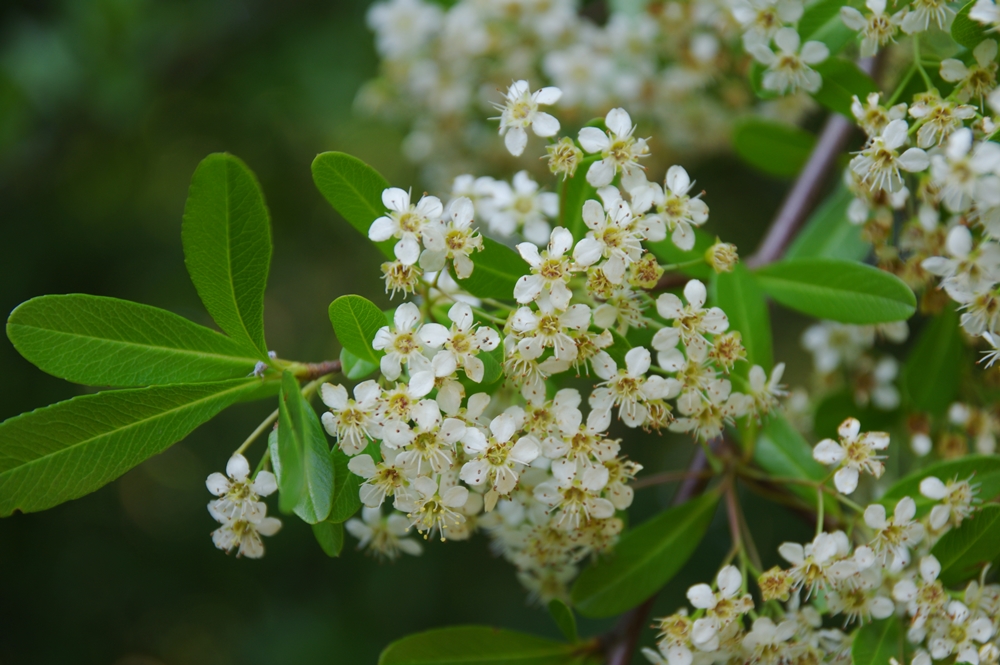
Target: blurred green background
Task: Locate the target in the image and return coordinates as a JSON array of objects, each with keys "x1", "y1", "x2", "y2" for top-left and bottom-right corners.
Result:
[{"x1": 0, "y1": 1, "x2": 812, "y2": 663}]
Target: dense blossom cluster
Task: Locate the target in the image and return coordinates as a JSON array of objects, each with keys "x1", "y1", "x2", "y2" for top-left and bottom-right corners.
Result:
[{"x1": 645, "y1": 420, "x2": 998, "y2": 665}]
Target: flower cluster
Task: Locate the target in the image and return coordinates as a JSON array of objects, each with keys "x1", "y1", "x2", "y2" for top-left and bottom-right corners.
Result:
[{"x1": 205, "y1": 454, "x2": 282, "y2": 558}]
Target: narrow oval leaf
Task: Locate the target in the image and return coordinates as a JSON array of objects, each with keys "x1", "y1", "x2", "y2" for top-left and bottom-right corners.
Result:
[
  {"x1": 851, "y1": 617, "x2": 902, "y2": 665},
  {"x1": 7, "y1": 294, "x2": 261, "y2": 386},
  {"x1": 904, "y1": 306, "x2": 963, "y2": 415},
  {"x1": 754, "y1": 415, "x2": 838, "y2": 514},
  {"x1": 754, "y1": 258, "x2": 916, "y2": 324},
  {"x1": 879, "y1": 456, "x2": 1000, "y2": 517},
  {"x1": 0, "y1": 378, "x2": 273, "y2": 516},
  {"x1": 312, "y1": 520, "x2": 345, "y2": 557},
  {"x1": 733, "y1": 118, "x2": 815, "y2": 179},
  {"x1": 329, "y1": 295, "x2": 386, "y2": 366},
  {"x1": 379, "y1": 626, "x2": 585, "y2": 665},
  {"x1": 932, "y1": 505, "x2": 1000, "y2": 585},
  {"x1": 182, "y1": 153, "x2": 271, "y2": 359},
  {"x1": 784, "y1": 186, "x2": 870, "y2": 262},
  {"x1": 327, "y1": 445, "x2": 362, "y2": 523},
  {"x1": 455, "y1": 237, "x2": 529, "y2": 301},
  {"x1": 714, "y1": 264, "x2": 773, "y2": 372},
  {"x1": 276, "y1": 371, "x2": 334, "y2": 523},
  {"x1": 311, "y1": 151, "x2": 394, "y2": 258},
  {"x1": 952, "y1": 0, "x2": 989, "y2": 50},
  {"x1": 547, "y1": 599, "x2": 579, "y2": 643},
  {"x1": 340, "y1": 347, "x2": 379, "y2": 380},
  {"x1": 571, "y1": 492, "x2": 719, "y2": 618},
  {"x1": 811, "y1": 59, "x2": 880, "y2": 118}
]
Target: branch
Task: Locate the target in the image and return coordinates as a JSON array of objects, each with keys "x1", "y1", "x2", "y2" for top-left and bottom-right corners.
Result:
[
  {"x1": 602, "y1": 438, "x2": 721, "y2": 665},
  {"x1": 300, "y1": 359, "x2": 342, "y2": 380}
]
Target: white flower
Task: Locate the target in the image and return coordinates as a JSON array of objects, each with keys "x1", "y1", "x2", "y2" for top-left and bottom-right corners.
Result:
[
  {"x1": 515, "y1": 226, "x2": 578, "y2": 310},
  {"x1": 940, "y1": 40, "x2": 999, "y2": 104},
  {"x1": 865, "y1": 497, "x2": 926, "y2": 564},
  {"x1": 483, "y1": 171, "x2": 559, "y2": 245},
  {"x1": 432, "y1": 196, "x2": 483, "y2": 279},
  {"x1": 899, "y1": 0, "x2": 956, "y2": 33},
  {"x1": 742, "y1": 617, "x2": 797, "y2": 661},
  {"x1": 812, "y1": 417, "x2": 889, "y2": 494},
  {"x1": 686, "y1": 566, "x2": 753, "y2": 649},
  {"x1": 801, "y1": 321, "x2": 875, "y2": 373},
  {"x1": 981, "y1": 331, "x2": 1000, "y2": 368},
  {"x1": 419, "y1": 301, "x2": 500, "y2": 382},
  {"x1": 366, "y1": 0, "x2": 442, "y2": 58},
  {"x1": 893, "y1": 555, "x2": 947, "y2": 626},
  {"x1": 369, "y1": 187, "x2": 445, "y2": 266},
  {"x1": 920, "y1": 475, "x2": 979, "y2": 530},
  {"x1": 634, "y1": 166, "x2": 708, "y2": 251},
  {"x1": 320, "y1": 380, "x2": 382, "y2": 455},
  {"x1": 849, "y1": 119, "x2": 929, "y2": 193},
  {"x1": 210, "y1": 510, "x2": 281, "y2": 559},
  {"x1": 461, "y1": 413, "x2": 540, "y2": 498},
  {"x1": 510, "y1": 303, "x2": 591, "y2": 362},
  {"x1": 930, "y1": 128, "x2": 1000, "y2": 213},
  {"x1": 747, "y1": 27, "x2": 829, "y2": 95},
  {"x1": 653, "y1": 279, "x2": 729, "y2": 359},
  {"x1": 206, "y1": 453, "x2": 277, "y2": 523},
  {"x1": 908, "y1": 92, "x2": 977, "y2": 149},
  {"x1": 578, "y1": 108, "x2": 650, "y2": 188},
  {"x1": 731, "y1": 0, "x2": 804, "y2": 43},
  {"x1": 852, "y1": 92, "x2": 908, "y2": 138},
  {"x1": 590, "y1": 347, "x2": 682, "y2": 428},
  {"x1": 346, "y1": 506, "x2": 423, "y2": 559},
  {"x1": 922, "y1": 225, "x2": 1000, "y2": 303},
  {"x1": 748, "y1": 362, "x2": 787, "y2": 416},
  {"x1": 971, "y1": 0, "x2": 1000, "y2": 29},
  {"x1": 494, "y1": 80, "x2": 562, "y2": 157},
  {"x1": 384, "y1": 399, "x2": 465, "y2": 475},
  {"x1": 840, "y1": 0, "x2": 900, "y2": 57},
  {"x1": 929, "y1": 601, "x2": 996, "y2": 663},
  {"x1": 372, "y1": 302, "x2": 432, "y2": 381},
  {"x1": 407, "y1": 475, "x2": 469, "y2": 539},
  {"x1": 348, "y1": 447, "x2": 417, "y2": 511},
  {"x1": 573, "y1": 199, "x2": 644, "y2": 284}
]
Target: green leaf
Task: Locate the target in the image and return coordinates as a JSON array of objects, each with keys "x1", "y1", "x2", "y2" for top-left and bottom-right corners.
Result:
[
  {"x1": 732, "y1": 118, "x2": 815, "y2": 179},
  {"x1": 480, "y1": 343, "x2": 505, "y2": 386},
  {"x1": 932, "y1": 504, "x2": 1000, "y2": 585},
  {"x1": 455, "y1": 237, "x2": 529, "y2": 301},
  {"x1": 904, "y1": 306, "x2": 964, "y2": 415},
  {"x1": 811, "y1": 59, "x2": 880, "y2": 118},
  {"x1": 181, "y1": 153, "x2": 272, "y2": 359},
  {"x1": 571, "y1": 492, "x2": 719, "y2": 618},
  {"x1": 646, "y1": 228, "x2": 714, "y2": 280},
  {"x1": 547, "y1": 599, "x2": 578, "y2": 643},
  {"x1": 754, "y1": 258, "x2": 916, "y2": 324},
  {"x1": 879, "y1": 456, "x2": 1000, "y2": 518},
  {"x1": 560, "y1": 155, "x2": 599, "y2": 243},
  {"x1": 378, "y1": 626, "x2": 589, "y2": 665},
  {"x1": 311, "y1": 151, "x2": 394, "y2": 258},
  {"x1": 329, "y1": 295, "x2": 386, "y2": 367},
  {"x1": 851, "y1": 617, "x2": 902, "y2": 665},
  {"x1": 0, "y1": 378, "x2": 272, "y2": 516},
  {"x1": 7, "y1": 294, "x2": 261, "y2": 387},
  {"x1": 276, "y1": 371, "x2": 334, "y2": 523},
  {"x1": 800, "y1": 0, "x2": 859, "y2": 54},
  {"x1": 714, "y1": 264, "x2": 773, "y2": 372},
  {"x1": 312, "y1": 520, "x2": 345, "y2": 557},
  {"x1": 784, "y1": 185, "x2": 871, "y2": 262},
  {"x1": 340, "y1": 347, "x2": 379, "y2": 380},
  {"x1": 754, "y1": 415, "x2": 836, "y2": 513},
  {"x1": 952, "y1": 0, "x2": 989, "y2": 50},
  {"x1": 327, "y1": 445, "x2": 362, "y2": 523}
]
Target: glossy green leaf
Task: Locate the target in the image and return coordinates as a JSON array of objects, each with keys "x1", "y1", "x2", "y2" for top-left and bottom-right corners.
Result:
[
  {"x1": 714, "y1": 264, "x2": 773, "y2": 372},
  {"x1": 754, "y1": 258, "x2": 916, "y2": 323},
  {"x1": 181, "y1": 153, "x2": 271, "y2": 359},
  {"x1": 455, "y1": 237, "x2": 529, "y2": 301},
  {"x1": 547, "y1": 599, "x2": 578, "y2": 643},
  {"x1": 0, "y1": 378, "x2": 272, "y2": 516},
  {"x1": 480, "y1": 343, "x2": 505, "y2": 386},
  {"x1": 879, "y1": 456, "x2": 1000, "y2": 517},
  {"x1": 904, "y1": 307, "x2": 963, "y2": 415},
  {"x1": 327, "y1": 445, "x2": 362, "y2": 523},
  {"x1": 732, "y1": 118, "x2": 815, "y2": 179},
  {"x1": 571, "y1": 492, "x2": 719, "y2": 618},
  {"x1": 754, "y1": 415, "x2": 836, "y2": 513},
  {"x1": 329, "y1": 295, "x2": 386, "y2": 366},
  {"x1": 311, "y1": 151, "x2": 394, "y2": 258},
  {"x1": 647, "y1": 228, "x2": 714, "y2": 280},
  {"x1": 312, "y1": 520, "x2": 345, "y2": 557},
  {"x1": 7, "y1": 294, "x2": 261, "y2": 386},
  {"x1": 811, "y1": 59, "x2": 880, "y2": 118},
  {"x1": 276, "y1": 371, "x2": 334, "y2": 523},
  {"x1": 379, "y1": 626, "x2": 589, "y2": 665},
  {"x1": 851, "y1": 617, "x2": 902, "y2": 665},
  {"x1": 340, "y1": 347, "x2": 379, "y2": 380},
  {"x1": 932, "y1": 504, "x2": 1000, "y2": 585},
  {"x1": 560, "y1": 155, "x2": 599, "y2": 243},
  {"x1": 784, "y1": 185, "x2": 870, "y2": 262},
  {"x1": 800, "y1": 0, "x2": 858, "y2": 54},
  {"x1": 952, "y1": 0, "x2": 989, "y2": 50}
]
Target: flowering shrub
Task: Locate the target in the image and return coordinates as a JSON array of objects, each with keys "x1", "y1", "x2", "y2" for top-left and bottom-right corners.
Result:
[{"x1": 4, "y1": 0, "x2": 1000, "y2": 662}]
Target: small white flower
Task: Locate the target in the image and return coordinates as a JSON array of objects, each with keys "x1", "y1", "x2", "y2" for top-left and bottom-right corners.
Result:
[
  {"x1": 747, "y1": 27, "x2": 829, "y2": 94},
  {"x1": 633, "y1": 166, "x2": 708, "y2": 251},
  {"x1": 514, "y1": 226, "x2": 578, "y2": 310},
  {"x1": 346, "y1": 506, "x2": 423, "y2": 559},
  {"x1": 981, "y1": 331, "x2": 1000, "y2": 368},
  {"x1": 865, "y1": 497, "x2": 926, "y2": 564},
  {"x1": 206, "y1": 453, "x2": 277, "y2": 523},
  {"x1": 812, "y1": 417, "x2": 889, "y2": 494},
  {"x1": 653, "y1": 279, "x2": 729, "y2": 359},
  {"x1": 320, "y1": 380, "x2": 382, "y2": 455},
  {"x1": 210, "y1": 510, "x2": 281, "y2": 559},
  {"x1": 461, "y1": 413, "x2": 540, "y2": 498},
  {"x1": 920, "y1": 475, "x2": 979, "y2": 530},
  {"x1": 590, "y1": 347, "x2": 682, "y2": 428},
  {"x1": 849, "y1": 119, "x2": 929, "y2": 193},
  {"x1": 899, "y1": 0, "x2": 956, "y2": 34},
  {"x1": 419, "y1": 301, "x2": 500, "y2": 383},
  {"x1": 971, "y1": 0, "x2": 1000, "y2": 30},
  {"x1": 372, "y1": 302, "x2": 432, "y2": 381},
  {"x1": 494, "y1": 80, "x2": 562, "y2": 157},
  {"x1": 483, "y1": 171, "x2": 558, "y2": 244},
  {"x1": 731, "y1": 0, "x2": 804, "y2": 43},
  {"x1": 407, "y1": 475, "x2": 469, "y2": 540},
  {"x1": 369, "y1": 187, "x2": 445, "y2": 266},
  {"x1": 940, "y1": 40, "x2": 999, "y2": 105},
  {"x1": 573, "y1": 198, "x2": 644, "y2": 284},
  {"x1": 840, "y1": 0, "x2": 900, "y2": 57},
  {"x1": 578, "y1": 108, "x2": 650, "y2": 188}
]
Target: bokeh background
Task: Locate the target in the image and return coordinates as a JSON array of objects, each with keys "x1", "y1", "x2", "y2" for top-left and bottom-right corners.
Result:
[{"x1": 0, "y1": 1, "x2": 818, "y2": 663}]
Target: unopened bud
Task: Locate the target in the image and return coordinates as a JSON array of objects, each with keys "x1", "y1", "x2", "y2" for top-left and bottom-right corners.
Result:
[
  {"x1": 628, "y1": 254, "x2": 664, "y2": 289},
  {"x1": 758, "y1": 566, "x2": 791, "y2": 602},
  {"x1": 705, "y1": 240, "x2": 739, "y2": 273},
  {"x1": 381, "y1": 260, "x2": 421, "y2": 298}
]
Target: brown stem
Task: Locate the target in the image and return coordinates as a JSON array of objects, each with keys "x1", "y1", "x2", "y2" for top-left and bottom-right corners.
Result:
[
  {"x1": 630, "y1": 468, "x2": 715, "y2": 490},
  {"x1": 300, "y1": 360, "x2": 342, "y2": 380},
  {"x1": 602, "y1": 438, "x2": 721, "y2": 665}
]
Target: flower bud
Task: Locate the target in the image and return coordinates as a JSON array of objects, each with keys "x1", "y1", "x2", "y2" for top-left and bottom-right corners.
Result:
[
  {"x1": 705, "y1": 240, "x2": 738, "y2": 273},
  {"x1": 546, "y1": 137, "x2": 583, "y2": 179}
]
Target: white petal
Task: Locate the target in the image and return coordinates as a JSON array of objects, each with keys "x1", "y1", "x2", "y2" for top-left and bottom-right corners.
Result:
[
  {"x1": 382, "y1": 187, "x2": 410, "y2": 212},
  {"x1": 834, "y1": 467, "x2": 859, "y2": 494},
  {"x1": 504, "y1": 127, "x2": 528, "y2": 157},
  {"x1": 531, "y1": 112, "x2": 560, "y2": 138},
  {"x1": 206, "y1": 472, "x2": 230, "y2": 496},
  {"x1": 605, "y1": 107, "x2": 633, "y2": 137},
  {"x1": 227, "y1": 454, "x2": 251, "y2": 481},
  {"x1": 687, "y1": 583, "x2": 717, "y2": 609},
  {"x1": 578, "y1": 127, "x2": 610, "y2": 154}
]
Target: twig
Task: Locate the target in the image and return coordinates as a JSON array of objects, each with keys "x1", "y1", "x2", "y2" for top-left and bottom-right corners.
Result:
[
  {"x1": 300, "y1": 359, "x2": 341, "y2": 380},
  {"x1": 630, "y1": 468, "x2": 715, "y2": 490},
  {"x1": 602, "y1": 438, "x2": 721, "y2": 665}
]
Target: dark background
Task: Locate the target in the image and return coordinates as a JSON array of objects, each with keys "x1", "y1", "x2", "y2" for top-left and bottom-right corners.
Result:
[{"x1": 0, "y1": 1, "x2": 811, "y2": 662}]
